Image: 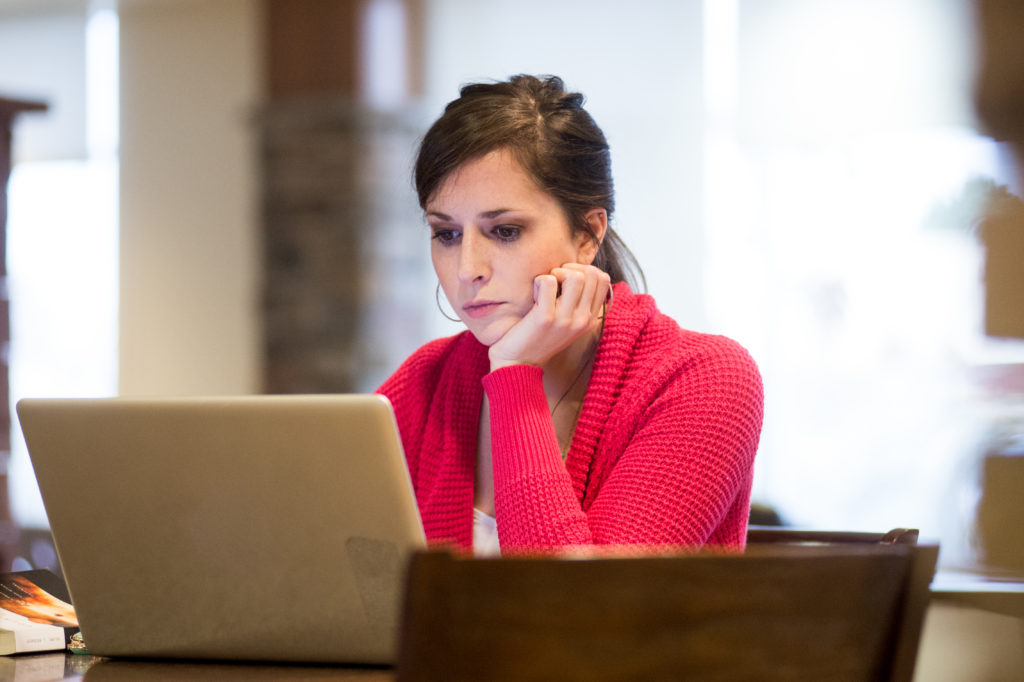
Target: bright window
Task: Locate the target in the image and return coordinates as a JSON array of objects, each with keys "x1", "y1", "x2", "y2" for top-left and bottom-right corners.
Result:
[
  {"x1": 704, "y1": 0, "x2": 1024, "y2": 569},
  {"x1": 4, "y1": 4, "x2": 118, "y2": 529}
]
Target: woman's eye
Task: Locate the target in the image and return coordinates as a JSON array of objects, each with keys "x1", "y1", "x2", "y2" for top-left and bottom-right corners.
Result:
[
  {"x1": 431, "y1": 229, "x2": 458, "y2": 244},
  {"x1": 493, "y1": 225, "x2": 521, "y2": 241}
]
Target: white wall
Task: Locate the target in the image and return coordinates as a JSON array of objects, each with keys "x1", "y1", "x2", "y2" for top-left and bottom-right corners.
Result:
[{"x1": 118, "y1": 0, "x2": 262, "y2": 396}]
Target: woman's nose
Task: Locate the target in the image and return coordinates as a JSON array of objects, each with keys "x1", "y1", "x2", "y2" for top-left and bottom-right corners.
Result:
[{"x1": 457, "y1": 231, "x2": 491, "y2": 283}]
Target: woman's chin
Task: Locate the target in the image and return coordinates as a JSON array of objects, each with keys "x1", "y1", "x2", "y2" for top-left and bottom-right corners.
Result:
[{"x1": 465, "y1": 317, "x2": 518, "y2": 348}]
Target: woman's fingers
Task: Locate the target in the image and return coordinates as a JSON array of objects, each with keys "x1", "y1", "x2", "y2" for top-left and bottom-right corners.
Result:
[
  {"x1": 488, "y1": 264, "x2": 610, "y2": 371},
  {"x1": 562, "y1": 269, "x2": 597, "y2": 332},
  {"x1": 552, "y1": 264, "x2": 610, "y2": 320},
  {"x1": 533, "y1": 273, "x2": 559, "y2": 311}
]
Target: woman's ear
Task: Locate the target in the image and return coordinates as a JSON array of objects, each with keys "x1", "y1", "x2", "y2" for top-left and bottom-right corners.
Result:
[{"x1": 576, "y1": 208, "x2": 608, "y2": 265}]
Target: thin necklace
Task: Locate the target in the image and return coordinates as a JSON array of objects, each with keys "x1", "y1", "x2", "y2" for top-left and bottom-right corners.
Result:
[
  {"x1": 550, "y1": 313, "x2": 606, "y2": 417},
  {"x1": 550, "y1": 350, "x2": 594, "y2": 417},
  {"x1": 551, "y1": 352, "x2": 592, "y2": 457}
]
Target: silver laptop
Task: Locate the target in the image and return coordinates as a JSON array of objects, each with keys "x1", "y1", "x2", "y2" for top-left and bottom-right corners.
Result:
[{"x1": 15, "y1": 394, "x2": 426, "y2": 665}]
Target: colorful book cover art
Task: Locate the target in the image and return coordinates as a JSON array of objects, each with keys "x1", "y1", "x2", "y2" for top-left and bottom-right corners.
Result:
[{"x1": 0, "y1": 574, "x2": 78, "y2": 629}]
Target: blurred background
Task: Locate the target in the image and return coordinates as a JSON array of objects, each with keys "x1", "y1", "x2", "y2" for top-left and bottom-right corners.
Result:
[{"x1": 1, "y1": 0, "x2": 1023, "y2": 588}]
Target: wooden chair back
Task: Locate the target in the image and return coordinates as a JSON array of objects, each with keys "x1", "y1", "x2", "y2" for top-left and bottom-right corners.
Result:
[
  {"x1": 745, "y1": 526, "x2": 934, "y2": 681},
  {"x1": 746, "y1": 525, "x2": 920, "y2": 546},
  {"x1": 397, "y1": 540, "x2": 938, "y2": 681}
]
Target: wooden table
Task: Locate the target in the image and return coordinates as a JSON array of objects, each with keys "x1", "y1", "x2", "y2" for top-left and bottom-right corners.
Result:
[{"x1": 0, "y1": 653, "x2": 396, "y2": 681}]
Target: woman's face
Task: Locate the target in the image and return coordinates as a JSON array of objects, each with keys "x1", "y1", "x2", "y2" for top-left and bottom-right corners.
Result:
[{"x1": 426, "y1": 149, "x2": 596, "y2": 346}]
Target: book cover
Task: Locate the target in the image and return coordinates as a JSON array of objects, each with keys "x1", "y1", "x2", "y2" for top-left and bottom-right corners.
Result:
[{"x1": 0, "y1": 570, "x2": 78, "y2": 656}]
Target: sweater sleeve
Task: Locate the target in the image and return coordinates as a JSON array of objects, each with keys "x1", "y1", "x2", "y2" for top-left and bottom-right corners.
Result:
[
  {"x1": 484, "y1": 337, "x2": 763, "y2": 552},
  {"x1": 483, "y1": 365, "x2": 595, "y2": 549}
]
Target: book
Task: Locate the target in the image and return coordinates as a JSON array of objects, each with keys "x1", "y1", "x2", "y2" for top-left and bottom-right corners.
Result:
[{"x1": 0, "y1": 570, "x2": 78, "y2": 656}]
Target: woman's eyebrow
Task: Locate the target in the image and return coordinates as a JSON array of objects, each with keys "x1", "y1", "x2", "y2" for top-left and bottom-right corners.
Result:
[
  {"x1": 427, "y1": 208, "x2": 520, "y2": 221},
  {"x1": 480, "y1": 208, "x2": 518, "y2": 219}
]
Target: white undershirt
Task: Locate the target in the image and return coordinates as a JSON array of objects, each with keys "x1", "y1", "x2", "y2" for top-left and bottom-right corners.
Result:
[{"x1": 473, "y1": 508, "x2": 501, "y2": 557}]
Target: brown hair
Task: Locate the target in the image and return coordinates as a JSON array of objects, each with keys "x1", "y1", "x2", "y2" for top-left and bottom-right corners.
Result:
[{"x1": 414, "y1": 74, "x2": 645, "y2": 288}]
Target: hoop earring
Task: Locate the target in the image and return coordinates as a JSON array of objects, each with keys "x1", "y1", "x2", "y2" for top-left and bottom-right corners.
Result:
[
  {"x1": 435, "y1": 282, "x2": 461, "y2": 323},
  {"x1": 598, "y1": 284, "x2": 614, "y2": 321}
]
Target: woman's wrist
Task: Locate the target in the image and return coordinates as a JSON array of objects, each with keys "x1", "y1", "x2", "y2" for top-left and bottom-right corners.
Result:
[{"x1": 488, "y1": 355, "x2": 541, "y2": 373}]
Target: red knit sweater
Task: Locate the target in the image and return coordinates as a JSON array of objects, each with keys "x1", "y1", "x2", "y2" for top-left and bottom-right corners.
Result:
[{"x1": 377, "y1": 283, "x2": 764, "y2": 553}]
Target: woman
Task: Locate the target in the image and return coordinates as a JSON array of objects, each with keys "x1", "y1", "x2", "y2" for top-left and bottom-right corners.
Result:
[{"x1": 378, "y1": 75, "x2": 763, "y2": 556}]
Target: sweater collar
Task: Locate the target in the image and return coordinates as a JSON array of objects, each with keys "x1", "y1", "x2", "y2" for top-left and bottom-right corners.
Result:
[{"x1": 564, "y1": 281, "x2": 658, "y2": 501}]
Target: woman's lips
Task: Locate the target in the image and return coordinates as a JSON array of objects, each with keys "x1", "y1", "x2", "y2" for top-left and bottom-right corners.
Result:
[{"x1": 462, "y1": 300, "x2": 503, "y2": 319}]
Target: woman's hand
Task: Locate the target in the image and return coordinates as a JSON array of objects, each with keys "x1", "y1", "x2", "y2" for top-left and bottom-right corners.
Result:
[{"x1": 488, "y1": 263, "x2": 611, "y2": 371}]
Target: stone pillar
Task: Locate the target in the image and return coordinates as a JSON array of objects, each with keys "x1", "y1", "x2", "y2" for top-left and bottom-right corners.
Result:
[
  {"x1": 261, "y1": 0, "x2": 427, "y2": 393},
  {"x1": 262, "y1": 99, "x2": 426, "y2": 392}
]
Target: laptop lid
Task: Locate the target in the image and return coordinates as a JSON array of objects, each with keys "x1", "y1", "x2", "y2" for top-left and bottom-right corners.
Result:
[{"x1": 16, "y1": 394, "x2": 426, "y2": 665}]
